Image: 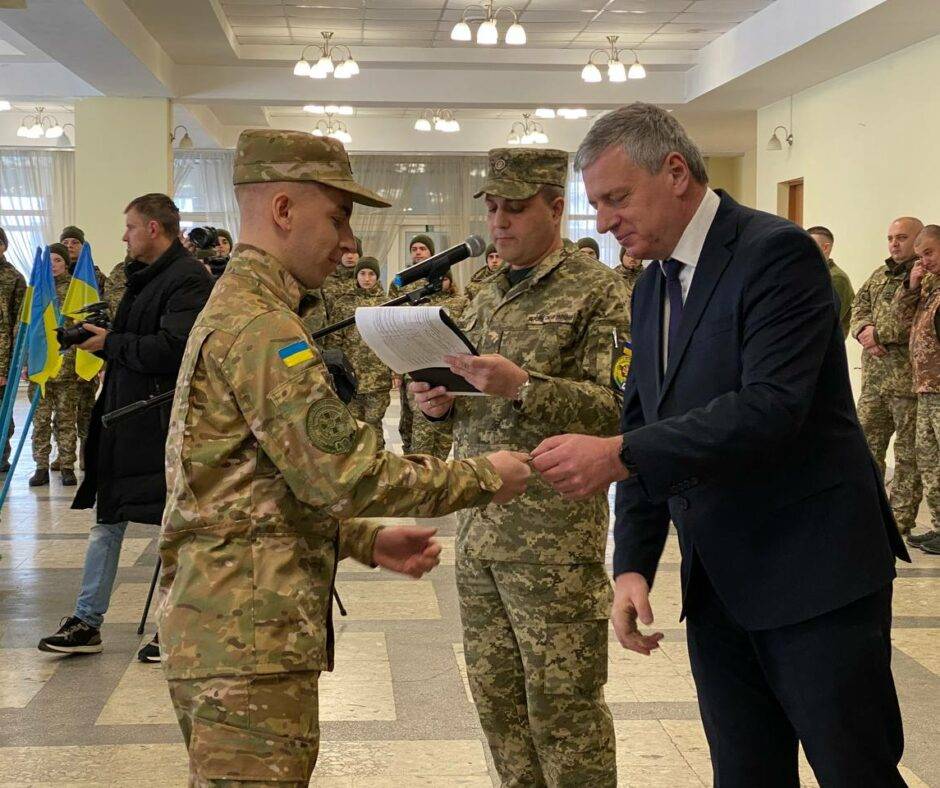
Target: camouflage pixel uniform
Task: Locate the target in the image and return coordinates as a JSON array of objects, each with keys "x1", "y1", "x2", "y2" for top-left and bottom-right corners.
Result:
[
  {"x1": 851, "y1": 256, "x2": 922, "y2": 533},
  {"x1": 328, "y1": 272, "x2": 393, "y2": 450},
  {"x1": 441, "y1": 147, "x2": 630, "y2": 787},
  {"x1": 159, "y1": 131, "x2": 503, "y2": 787},
  {"x1": 386, "y1": 276, "x2": 425, "y2": 453},
  {"x1": 465, "y1": 262, "x2": 499, "y2": 303},
  {"x1": 894, "y1": 272, "x2": 940, "y2": 533},
  {"x1": 615, "y1": 260, "x2": 642, "y2": 332},
  {"x1": 409, "y1": 286, "x2": 468, "y2": 459},
  {"x1": 0, "y1": 255, "x2": 26, "y2": 465},
  {"x1": 318, "y1": 263, "x2": 357, "y2": 350},
  {"x1": 828, "y1": 258, "x2": 855, "y2": 340},
  {"x1": 103, "y1": 259, "x2": 129, "y2": 321},
  {"x1": 31, "y1": 272, "x2": 81, "y2": 472}
]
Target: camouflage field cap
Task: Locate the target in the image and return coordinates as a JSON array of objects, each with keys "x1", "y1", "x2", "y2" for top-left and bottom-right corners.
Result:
[
  {"x1": 233, "y1": 129, "x2": 391, "y2": 208},
  {"x1": 474, "y1": 147, "x2": 568, "y2": 200}
]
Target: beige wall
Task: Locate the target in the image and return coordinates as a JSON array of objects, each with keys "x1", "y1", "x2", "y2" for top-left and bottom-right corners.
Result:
[
  {"x1": 706, "y1": 153, "x2": 757, "y2": 207},
  {"x1": 757, "y1": 33, "x2": 940, "y2": 401},
  {"x1": 74, "y1": 98, "x2": 172, "y2": 270}
]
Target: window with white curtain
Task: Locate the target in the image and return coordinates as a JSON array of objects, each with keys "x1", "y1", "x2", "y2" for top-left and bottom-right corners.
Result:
[
  {"x1": 173, "y1": 150, "x2": 240, "y2": 238},
  {"x1": 564, "y1": 161, "x2": 619, "y2": 268},
  {"x1": 0, "y1": 149, "x2": 75, "y2": 277}
]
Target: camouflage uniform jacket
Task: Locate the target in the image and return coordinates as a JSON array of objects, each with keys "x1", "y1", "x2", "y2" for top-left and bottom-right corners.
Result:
[
  {"x1": 428, "y1": 288, "x2": 468, "y2": 321},
  {"x1": 894, "y1": 273, "x2": 940, "y2": 393},
  {"x1": 616, "y1": 263, "x2": 642, "y2": 331},
  {"x1": 52, "y1": 273, "x2": 79, "y2": 383},
  {"x1": 158, "y1": 244, "x2": 501, "y2": 680},
  {"x1": 298, "y1": 287, "x2": 329, "y2": 338},
  {"x1": 103, "y1": 261, "x2": 128, "y2": 319},
  {"x1": 0, "y1": 256, "x2": 26, "y2": 377},
  {"x1": 331, "y1": 282, "x2": 393, "y2": 394},
  {"x1": 828, "y1": 259, "x2": 855, "y2": 339},
  {"x1": 319, "y1": 264, "x2": 357, "y2": 348},
  {"x1": 464, "y1": 264, "x2": 497, "y2": 303},
  {"x1": 850, "y1": 257, "x2": 917, "y2": 396},
  {"x1": 451, "y1": 241, "x2": 631, "y2": 564}
]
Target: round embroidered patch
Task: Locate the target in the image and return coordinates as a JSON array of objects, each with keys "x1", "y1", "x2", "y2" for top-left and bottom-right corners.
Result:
[
  {"x1": 493, "y1": 157, "x2": 507, "y2": 173},
  {"x1": 306, "y1": 398, "x2": 357, "y2": 455},
  {"x1": 612, "y1": 347, "x2": 633, "y2": 391}
]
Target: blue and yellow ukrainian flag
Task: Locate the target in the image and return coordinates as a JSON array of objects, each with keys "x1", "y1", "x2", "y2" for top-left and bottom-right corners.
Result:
[
  {"x1": 26, "y1": 246, "x2": 63, "y2": 393},
  {"x1": 62, "y1": 243, "x2": 105, "y2": 380},
  {"x1": 278, "y1": 340, "x2": 315, "y2": 368}
]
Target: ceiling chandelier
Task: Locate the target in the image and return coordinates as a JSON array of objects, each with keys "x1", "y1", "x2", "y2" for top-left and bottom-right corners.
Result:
[
  {"x1": 312, "y1": 114, "x2": 352, "y2": 145},
  {"x1": 414, "y1": 109, "x2": 460, "y2": 133},
  {"x1": 581, "y1": 36, "x2": 646, "y2": 83},
  {"x1": 507, "y1": 113, "x2": 548, "y2": 145},
  {"x1": 293, "y1": 32, "x2": 359, "y2": 79},
  {"x1": 16, "y1": 106, "x2": 66, "y2": 139},
  {"x1": 450, "y1": 0, "x2": 526, "y2": 46},
  {"x1": 534, "y1": 108, "x2": 588, "y2": 120}
]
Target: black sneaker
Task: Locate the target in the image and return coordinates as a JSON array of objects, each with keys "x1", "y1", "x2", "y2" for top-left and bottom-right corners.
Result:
[
  {"x1": 137, "y1": 632, "x2": 161, "y2": 663},
  {"x1": 38, "y1": 616, "x2": 102, "y2": 654},
  {"x1": 919, "y1": 532, "x2": 940, "y2": 555},
  {"x1": 907, "y1": 530, "x2": 938, "y2": 546}
]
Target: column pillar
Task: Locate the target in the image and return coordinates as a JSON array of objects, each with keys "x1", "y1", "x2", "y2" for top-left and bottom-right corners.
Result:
[{"x1": 74, "y1": 98, "x2": 172, "y2": 270}]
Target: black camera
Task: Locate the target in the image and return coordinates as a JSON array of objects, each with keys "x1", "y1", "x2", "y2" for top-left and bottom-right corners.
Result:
[
  {"x1": 189, "y1": 226, "x2": 230, "y2": 279},
  {"x1": 56, "y1": 301, "x2": 111, "y2": 349},
  {"x1": 187, "y1": 226, "x2": 220, "y2": 251}
]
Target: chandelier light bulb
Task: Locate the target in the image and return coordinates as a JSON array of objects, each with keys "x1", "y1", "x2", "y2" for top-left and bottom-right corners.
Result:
[
  {"x1": 581, "y1": 62, "x2": 602, "y2": 83},
  {"x1": 504, "y1": 22, "x2": 526, "y2": 45},
  {"x1": 336, "y1": 130, "x2": 352, "y2": 144},
  {"x1": 444, "y1": 119, "x2": 460, "y2": 132},
  {"x1": 293, "y1": 59, "x2": 311, "y2": 77},
  {"x1": 334, "y1": 61, "x2": 351, "y2": 78},
  {"x1": 0, "y1": 100, "x2": 11, "y2": 112},
  {"x1": 608, "y1": 59, "x2": 627, "y2": 82},
  {"x1": 476, "y1": 19, "x2": 498, "y2": 46},
  {"x1": 433, "y1": 115, "x2": 446, "y2": 131},
  {"x1": 535, "y1": 108, "x2": 555, "y2": 119},
  {"x1": 343, "y1": 58, "x2": 359, "y2": 76},
  {"x1": 16, "y1": 124, "x2": 28, "y2": 138},
  {"x1": 628, "y1": 59, "x2": 646, "y2": 79},
  {"x1": 415, "y1": 117, "x2": 432, "y2": 131},
  {"x1": 507, "y1": 132, "x2": 520, "y2": 144},
  {"x1": 29, "y1": 122, "x2": 43, "y2": 137},
  {"x1": 450, "y1": 21, "x2": 472, "y2": 41},
  {"x1": 309, "y1": 62, "x2": 329, "y2": 79},
  {"x1": 316, "y1": 55, "x2": 334, "y2": 74},
  {"x1": 534, "y1": 131, "x2": 549, "y2": 144},
  {"x1": 45, "y1": 124, "x2": 64, "y2": 139}
]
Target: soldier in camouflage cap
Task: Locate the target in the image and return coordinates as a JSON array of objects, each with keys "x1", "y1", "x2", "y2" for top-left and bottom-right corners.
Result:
[
  {"x1": 465, "y1": 243, "x2": 503, "y2": 303},
  {"x1": 577, "y1": 236, "x2": 600, "y2": 259},
  {"x1": 160, "y1": 128, "x2": 530, "y2": 786},
  {"x1": 0, "y1": 227, "x2": 26, "y2": 472},
  {"x1": 412, "y1": 146, "x2": 629, "y2": 786}
]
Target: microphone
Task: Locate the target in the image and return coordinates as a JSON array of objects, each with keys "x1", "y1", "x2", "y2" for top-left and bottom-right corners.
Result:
[{"x1": 393, "y1": 235, "x2": 486, "y2": 288}]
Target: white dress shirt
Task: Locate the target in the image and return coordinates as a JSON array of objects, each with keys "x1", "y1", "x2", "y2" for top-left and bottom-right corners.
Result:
[{"x1": 660, "y1": 188, "x2": 721, "y2": 369}]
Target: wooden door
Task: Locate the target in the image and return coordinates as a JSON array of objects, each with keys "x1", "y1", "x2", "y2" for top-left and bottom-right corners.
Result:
[{"x1": 787, "y1": 180, "x2": 804, "y2": 227}]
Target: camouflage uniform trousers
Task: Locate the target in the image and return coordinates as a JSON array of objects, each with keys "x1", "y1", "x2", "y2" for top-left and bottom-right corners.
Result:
[
  {"x1": 168, "y1": 671, "x2": 321, "y2": 787},
  {"x1": 0, "y1": 384, "x2": 14, "y2": 466},
  {"x1": 410, "y1": 390, "x2": 453, "y2": 460},
  {"x1": 30, "y1": 382, "x2": 80, "y2": 470},
  {"x1": 76, "y1": 377, "x2": 98, "y2": 442},
  {"x1": 346, "y1": 389, "x2": 390, "y2": 451},
  {"x1": 915, "y1": 393, "x2": 940, "y2": 532},
  {"x1": 857, "y1": 384, "x2": 922, "y2": 532},
  {"x1": 457, "y1": 556, "x2": 616, "y2": 788}
]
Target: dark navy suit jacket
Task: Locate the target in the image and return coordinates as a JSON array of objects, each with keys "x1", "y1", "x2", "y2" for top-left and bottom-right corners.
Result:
[{"x1": 614, "y1": 190, "x2": 909, "y2": 631}]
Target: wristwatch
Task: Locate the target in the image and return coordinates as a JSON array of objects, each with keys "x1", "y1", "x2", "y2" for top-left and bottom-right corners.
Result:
[{"x1": 619, "y1": 435, "x2": 639, "y2": 475}]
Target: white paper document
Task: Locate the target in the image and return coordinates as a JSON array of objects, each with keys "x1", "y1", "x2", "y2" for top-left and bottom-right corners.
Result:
[{"x1": 354, "y1": 306, "x2": 484, "y2": 395}]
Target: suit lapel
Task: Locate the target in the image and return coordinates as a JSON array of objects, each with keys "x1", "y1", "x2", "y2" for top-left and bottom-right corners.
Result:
[{"x1": 657, "y1": 191, "x2": 739, "y2": 409}]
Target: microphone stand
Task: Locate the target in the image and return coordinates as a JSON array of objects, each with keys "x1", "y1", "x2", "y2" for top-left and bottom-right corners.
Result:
[{"x1": 101, "y1": 274, "x2": 448, "y2": 428}]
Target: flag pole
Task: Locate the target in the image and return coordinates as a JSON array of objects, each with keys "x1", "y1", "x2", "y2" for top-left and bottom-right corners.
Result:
[
  {"x1": 0, "y1": 387, "x2": 41, "y2": 510},
  {"x1": 0, "y1": 323, "x2": 28, "y2": 470}
]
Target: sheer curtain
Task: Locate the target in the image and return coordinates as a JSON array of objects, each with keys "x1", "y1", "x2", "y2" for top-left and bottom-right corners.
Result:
[
  {"x1": 565, "y1": 160, "x2": 618, "y2": 268},
  {"x1": 0, "y1": 149, "x2": 75, "y2": 276},
  {"x1": 173, "y1": 150, "x2": 240, "y2": 238}
]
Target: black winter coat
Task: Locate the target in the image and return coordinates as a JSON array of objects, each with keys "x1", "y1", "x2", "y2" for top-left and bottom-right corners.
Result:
[{"x1": 73, "y1": 239, "x2": 213, "y2": 524}]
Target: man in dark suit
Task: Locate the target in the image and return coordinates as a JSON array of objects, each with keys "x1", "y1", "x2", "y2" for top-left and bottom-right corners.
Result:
[{"x1": 531, "y1": 103, "x2": 910, "y2": 787}]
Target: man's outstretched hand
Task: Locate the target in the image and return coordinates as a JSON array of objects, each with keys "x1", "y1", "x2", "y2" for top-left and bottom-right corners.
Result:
[
  {"x1": 531, "y1": 434, "x2": 629, "y2": 500},
  {"x1": 372, "y1": 526, "x2": 442, "y2": 579},
  {"x1": 611, "y1": 572, "x2": 664, "y2": 656}
]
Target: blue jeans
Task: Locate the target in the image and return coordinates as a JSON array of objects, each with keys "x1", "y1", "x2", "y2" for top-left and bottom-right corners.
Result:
[{"x1": 74, "y1": 521, "x2": 128, "y2": 629}]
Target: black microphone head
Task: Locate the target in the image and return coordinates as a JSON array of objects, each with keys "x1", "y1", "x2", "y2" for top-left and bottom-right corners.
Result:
[{"x1": 464, "y1": 235, "x2": 486, "y2": 257}]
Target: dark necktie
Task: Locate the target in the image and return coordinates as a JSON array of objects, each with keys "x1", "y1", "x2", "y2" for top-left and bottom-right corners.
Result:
[{"x1": 662, "y1": 258, "x2": 684, "y2": 360}]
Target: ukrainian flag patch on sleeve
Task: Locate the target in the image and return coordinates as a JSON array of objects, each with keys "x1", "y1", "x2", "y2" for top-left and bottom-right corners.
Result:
[{"x1": 278, "y1": 339, "x2": 315, "y2": 368}]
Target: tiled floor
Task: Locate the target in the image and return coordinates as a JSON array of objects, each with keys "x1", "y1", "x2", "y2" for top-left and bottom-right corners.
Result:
[{"x1": 0, "y1": 392, "x2": 937, "y2": 786}]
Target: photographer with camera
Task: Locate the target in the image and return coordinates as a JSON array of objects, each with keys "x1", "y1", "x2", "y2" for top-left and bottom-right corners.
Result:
[
  {"x1": 189, "y1": 226, "x2": 231, "y2": 280},
  {"x1": 38, "y1": 194, "x2": 213, "y2": 662}
]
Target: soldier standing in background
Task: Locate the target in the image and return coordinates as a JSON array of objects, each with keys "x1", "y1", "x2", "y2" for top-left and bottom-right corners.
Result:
[
  {"x1": 851, "y1": 216, "x2": 924, "y2": 534},
  {"x1": 894, "y1": 225, "x2": 940, "y2": 553},
  {"x1": 30, "y1": 244, "x2": 80, "y2": 488},
  {"x1": 576, "y1": 236, "x2": 601, "y2": 261},
  {"x1": 388, "y1": 234, "x2": 435, "y2": 453},
  {"x1": 412, "y1": 148, "x2": 630, "y2": 787},
  {"x1": 329, "y1": 256, "x2": 393, "y2": 448},
  {"x1": 103, "y1": 254, "x2": 130, "y2": 319},
  {"x1": 465, "y1": 242, "x2": 502, "y2": 303},
  {"x1": 320, "y1": 235, "x2": 361, "y2": 320},
  {"x1": 0, "y1": 227, "x2": 26, "y2": 473},
  {"x1": 158, "y1": 129, "x2": 530, "y2": 785},
  {"x1": 808, "y1": 226, "x2": 855, "y2": 339}
]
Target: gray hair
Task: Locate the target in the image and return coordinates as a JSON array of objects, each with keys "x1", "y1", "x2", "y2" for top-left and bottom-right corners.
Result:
[{"x1": 575, "y1": 102, "x2": 709, "y2": 184}]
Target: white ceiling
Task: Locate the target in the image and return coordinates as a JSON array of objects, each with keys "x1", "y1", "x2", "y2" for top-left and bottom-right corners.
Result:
[{"x1": 218, "y1": 0, "x2": 774, "y2": 50}]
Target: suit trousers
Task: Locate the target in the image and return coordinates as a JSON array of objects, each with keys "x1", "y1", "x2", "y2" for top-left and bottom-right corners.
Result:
[{"x1": 685, "y1": 565, "x2": 904, "y2": 788}]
